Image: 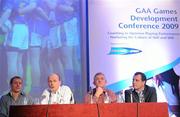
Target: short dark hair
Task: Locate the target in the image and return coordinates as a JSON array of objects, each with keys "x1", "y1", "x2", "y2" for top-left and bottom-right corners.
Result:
[
  {"x1": 134, "y1": 72, "x2": 147, "y2": 82},
  {"x1": 10, "y1": 76, "x2": 22, "y2": 85},
  {"x1": 93, "y1": 72, "x2": 105, "y2": 81}
]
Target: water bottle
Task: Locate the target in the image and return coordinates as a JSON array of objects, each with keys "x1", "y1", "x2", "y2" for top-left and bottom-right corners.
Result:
[
  {"x1": 34, "y1": 97, "x2": 40, "y2": 105},
  {"x1": 117, "y1": 91, "x2": 124, "y2": 103},
  {"x1": 104, "y1": 92, "x2": 110, "y2": 103}
]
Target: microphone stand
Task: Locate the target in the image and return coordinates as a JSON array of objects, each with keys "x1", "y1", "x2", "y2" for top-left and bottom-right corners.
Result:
[
  {"x1": 128, "y1": 87, "x2": 133, "y2": 103},
  {"x1": 46, "y1": 91, "x2": 52, "y2": 117},
  {"x1": 129, "y1": 89, "x2": 138, "y2": 117},
  {"x1": 130, "y1": 91, "x2": 133, "y2": 103},
  {"x1": 96, "y1": 90, "x2": 109, "y2": 117},
  {"x1": 89, "y1": 87, "x2": 94, "y2": 104},
  {"x1": 90, "y1": 88, "x2": 101, "y2": 117},
  {"x1": 96, "y1": 102, "x2": 101, "y2": 117}
]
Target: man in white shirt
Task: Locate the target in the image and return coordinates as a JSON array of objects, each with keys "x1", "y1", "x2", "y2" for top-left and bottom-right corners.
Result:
[{"x1": 41, "y1": 73, "x2": 74, "y2": 104}]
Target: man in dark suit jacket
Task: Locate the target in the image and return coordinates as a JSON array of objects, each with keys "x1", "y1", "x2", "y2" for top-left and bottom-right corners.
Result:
[{"x1": 125, "y1": 72, "x2": 157, "y2": 102}]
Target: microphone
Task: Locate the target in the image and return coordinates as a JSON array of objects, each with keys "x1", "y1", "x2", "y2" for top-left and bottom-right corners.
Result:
[
  {"x1": 88, "y1": 87, "x2": 93, "y2": 94},
  {"x1": 46, "y1": 90, "x2": 52, "y2": 117},
  {"x1": 48, "y1": 90, "x2": 52, "y2": 104},
  {"x1": 127, "y1": 87, "x2": 139, "y2": 102},
  {"x1": 89, "y1": 87, "x2": 94, "y2": 104},
  {"x1": 129, "y1": 87, "x2": 134, "y2": 103},
  {"x1": 129, "y1": 86, "x2": 134, "y2": 92},
  {"x1": 90, "y1": 87, "x2": 100, "y2": 117},
  {"x1": 41, "y1": 95, "x2": 46, "y2": 100}
]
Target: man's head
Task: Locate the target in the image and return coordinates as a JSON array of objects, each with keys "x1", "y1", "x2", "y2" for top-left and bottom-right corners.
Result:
[
  {"x1": 48, "y1": 73, "x2": 61, "y2": 92},
  {"x1": 132, "y1": 72, "x2": 146, "y2": 91},
  {"x1": 93, "y1": 72, "x2": 107, "y2": 88},
  {"x1": 10, "y1": 76, "x2": 23, "y2": 93}
]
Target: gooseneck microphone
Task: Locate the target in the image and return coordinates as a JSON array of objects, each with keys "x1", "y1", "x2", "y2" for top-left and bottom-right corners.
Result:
[
  {"x1": 129, "y1": 88, "x2": 141, "y2": 103},
  {"x1": 128, "y1": 88, "x2": 138, "y2": 117},
  {"x1": 89, "y1": 87, "x2": 94, "y2": 104},
  {"x1": 48, "y1": 90, "x2": 52, "y2": 104},
  {"x1": 130, "y1": 88, "x2": 133, "y2": 103},
  {"x1": 46, "y1": 90, "x2": 52, "y2": 117},
  {"x1": 90, "y1": 87, "x2": 101, "y2": 117},
  {"x1": 96, "y1": 102, "x2": 101, "y2": 117}
]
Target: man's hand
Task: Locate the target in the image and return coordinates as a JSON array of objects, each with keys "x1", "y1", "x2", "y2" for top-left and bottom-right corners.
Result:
[{"x1": 94, "y1": 87, "x2": 104, "y2": 98}]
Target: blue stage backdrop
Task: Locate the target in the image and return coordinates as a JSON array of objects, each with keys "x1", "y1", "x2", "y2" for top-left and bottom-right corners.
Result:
[
  {"x1": 0, "y1": 0, "x2": 83, "y2": 102},
  {"x1": 87, "y1": 0, "x2": 180, "y2": 116}
]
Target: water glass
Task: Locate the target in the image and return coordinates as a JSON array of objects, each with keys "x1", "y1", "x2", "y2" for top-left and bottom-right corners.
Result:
[
  {"x1": 23, "y1": 97, "x2": 28, "y2": 105},
  {"x1": 34, "y1": 97, "x2": 40, "y2": 105}
]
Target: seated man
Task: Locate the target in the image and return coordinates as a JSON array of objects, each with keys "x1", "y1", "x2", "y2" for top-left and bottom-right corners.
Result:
[
  {"x1": 125, "y1": 72, "x2": 157, "y2": 102},
  {"x1": 41, "y1": 73, "x2": 74, "y2": 104},
  {"x1": 85, "y1": 72, "x2": 117, "y2": 103},
  {"x1": 0, "y1": 76, "x2": 33, "y2": 117}
]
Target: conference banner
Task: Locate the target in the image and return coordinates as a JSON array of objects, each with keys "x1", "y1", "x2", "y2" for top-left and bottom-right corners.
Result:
[{"x1": 88, "y1": 0, "x2": 179, "y2": 115}]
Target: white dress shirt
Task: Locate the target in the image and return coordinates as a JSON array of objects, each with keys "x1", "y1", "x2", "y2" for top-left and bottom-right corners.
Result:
[{"x1": 41, "y1": 85, "x2": 74, "y2": 104}]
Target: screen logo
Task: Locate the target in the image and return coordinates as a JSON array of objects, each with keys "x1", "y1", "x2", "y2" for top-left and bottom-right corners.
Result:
[{"x1": 108, "y1": 47, "x2": 142, "y2": 55}]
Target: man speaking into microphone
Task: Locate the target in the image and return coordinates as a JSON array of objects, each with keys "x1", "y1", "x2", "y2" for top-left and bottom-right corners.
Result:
[
  {"x1": 41, "y1": 73, "x2": 74, "y2": 104},
  {"x1": 84, "y1": 72, "x2": 117, "y2": 103},
  {"x1": 125, "y1": 72, "x2": 157, "y2": 102}
]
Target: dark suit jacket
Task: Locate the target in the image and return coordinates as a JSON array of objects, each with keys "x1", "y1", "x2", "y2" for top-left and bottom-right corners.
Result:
[{"x1": 125, "y1": 85, "x2": 157, "y2": 102}]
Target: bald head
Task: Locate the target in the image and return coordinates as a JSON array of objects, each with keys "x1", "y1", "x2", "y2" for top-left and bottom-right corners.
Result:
[
  {"x1": 48, "y1": 73, "x2": 61, "y2": 92},
  {"x1": 48, "y1": 73, "x2": 61, "y2": 81}
]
